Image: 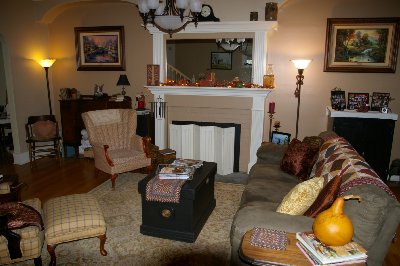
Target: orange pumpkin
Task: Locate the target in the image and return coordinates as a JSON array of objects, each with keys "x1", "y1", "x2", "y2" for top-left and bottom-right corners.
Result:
[{"x1": 312, "y1": 195, "x2": 360, "y2": 246}]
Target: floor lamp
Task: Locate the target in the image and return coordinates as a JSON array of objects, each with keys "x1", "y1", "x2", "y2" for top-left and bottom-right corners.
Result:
[
  {"x1": 290, "y1": 59, "x2": 312, "y2": 139},
  {"x1": 38, "y1": 59, "x2": 56, "y2": 115}
]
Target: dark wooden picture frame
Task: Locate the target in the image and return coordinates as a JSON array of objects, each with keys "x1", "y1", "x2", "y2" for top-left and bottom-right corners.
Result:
[
  {"x1": 271, "y1": 131, "x2": 291, "y2": 145},
  {"x1": 347, "y1": 92, "x2": 369, "y2": 110},
  {"x1": 75, "y1": 26, "x2": 125, "y2": 71},
  {"x1": 211, "y1": 52, "x2": 232, "y2": 70},
  {"x1": 331, "y1": 90, "x2": 346, "y2": 111},
  {"x1": 371, "y1": 92, "x2": 391, "y2": 111},
  {"x1": 324, "y1": 18, "x2": 400, "y2": 73}
]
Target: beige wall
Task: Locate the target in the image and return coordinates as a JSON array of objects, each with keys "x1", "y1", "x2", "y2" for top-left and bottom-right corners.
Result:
[
  {"x1": 48, "y1": 2, "x2": 152, "y2": 121},
  {"x1": 1, "y1": 0, "x2": 53, "y2": 155},
  {"x1": 1, "y1": 0, "x2": 400, "y2": 166}
]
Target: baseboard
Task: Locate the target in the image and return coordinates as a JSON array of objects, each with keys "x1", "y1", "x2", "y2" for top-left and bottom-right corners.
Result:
[{"x1": 13, "y1": 152, "x2": 29, "y2": 165}]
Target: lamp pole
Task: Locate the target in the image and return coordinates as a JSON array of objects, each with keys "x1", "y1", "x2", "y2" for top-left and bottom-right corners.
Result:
[
  {"x1": 44, "y1": 67, "x2": 52, "y2": 115},
  {"x1": 294, "y1": 68, "x2": 304, "y2": 139},
  {"x1": 291, "y1": 59, "x2": 312, "y2": 140},
  {"x1": 38, "y1": 59, "x2": 56, "y2": 116}
]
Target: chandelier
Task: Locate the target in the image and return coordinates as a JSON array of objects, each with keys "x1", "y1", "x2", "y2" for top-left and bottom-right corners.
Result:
[
  {"x1": 216, "y1": 38, "x2": 246, "y2": 52},
  {"x1": 138, "y1": 0, "x2": 203, "y2": 37}
]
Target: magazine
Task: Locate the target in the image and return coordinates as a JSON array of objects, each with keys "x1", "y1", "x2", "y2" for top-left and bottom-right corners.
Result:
[
  {"x1": 157, "y1": 164, "x2": 195, "y2": 180},
  {"x1": 296, "y1": 242, "x2": 366, "y2": 266},
  {"x1": 296, "y1": 232, "x2": 367, "y2": 265},
  {"x1": 172, "y1": 159, "x2": 203, "y2": 169}
]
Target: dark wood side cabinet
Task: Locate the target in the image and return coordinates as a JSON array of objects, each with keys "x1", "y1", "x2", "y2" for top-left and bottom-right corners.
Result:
[
  {"x1": 327, "y1": 107, "x2": 398, "y2": 182},
  {"x1": 59, "y1": 96, "x2": 132, "y2": 157}
]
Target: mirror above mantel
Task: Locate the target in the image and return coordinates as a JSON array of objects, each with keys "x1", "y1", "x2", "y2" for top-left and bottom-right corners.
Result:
[{"x1": 147, "y1": 21, "x2": 278, "y2": 85}]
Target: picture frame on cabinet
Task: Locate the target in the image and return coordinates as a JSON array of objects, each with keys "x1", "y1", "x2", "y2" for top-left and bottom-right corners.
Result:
[
  {"x1": 371, "y1": 92, "x2": 391, "y2": 111},
  {"x1": 74, "y1": 26, "x2": 125, "y2": 71},
  {"x1": 347, "y1": 92, "x2": 369, "y2": 110},
  {"x1": 323, "y1": 17, "x2": 400, "y2": 73},
  {"x1": 331, "y1": 89, "x2": 346, "y2": 111},
  {"x1": 271, "y1": 131, "x2": 291, "y2": 145}
]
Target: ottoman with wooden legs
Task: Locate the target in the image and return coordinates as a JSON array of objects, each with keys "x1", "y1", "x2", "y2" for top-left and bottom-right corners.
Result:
[{"x1": 43, "y1": 194, "x2": 107, "y2": 265}]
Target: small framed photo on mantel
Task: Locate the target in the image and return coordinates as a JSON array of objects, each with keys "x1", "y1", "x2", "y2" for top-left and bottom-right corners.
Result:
[
  {"x1": 371, "y1": 92, "x2": 391, "y2": 111},
  {"x1": 347, "y1": 92, "x2": 369, "y2": 110}
]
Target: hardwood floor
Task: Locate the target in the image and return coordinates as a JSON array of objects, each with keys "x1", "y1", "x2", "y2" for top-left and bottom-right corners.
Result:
[{"x1": 0, "y1": 157, "x2": 399, "y2": 265}]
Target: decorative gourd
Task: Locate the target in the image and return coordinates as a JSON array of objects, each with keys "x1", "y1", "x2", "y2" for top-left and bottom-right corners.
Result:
[{"x1": 312, "y1": 195, "x2": 361, "y2": 246}]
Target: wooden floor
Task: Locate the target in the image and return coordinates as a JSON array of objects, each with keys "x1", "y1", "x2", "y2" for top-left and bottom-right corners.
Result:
[{"x1": 0, "y1": 157, "x2": 399, "y2": 265}]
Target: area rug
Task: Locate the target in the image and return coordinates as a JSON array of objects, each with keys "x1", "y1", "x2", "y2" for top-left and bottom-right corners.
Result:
[{"x1": 23, "y1": 173, "x2": 245, "y2": 265}]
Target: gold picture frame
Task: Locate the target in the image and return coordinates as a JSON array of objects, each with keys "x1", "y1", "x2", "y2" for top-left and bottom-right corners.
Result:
[{"x1": 324, "y1": 18, "x2": 400, "y2": 73}]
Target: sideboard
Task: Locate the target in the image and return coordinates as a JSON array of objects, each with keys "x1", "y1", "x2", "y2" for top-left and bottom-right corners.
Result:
[
  {"x1": 326, "y1": 107, "x2": 398, "y2": 182},
  {"x1": 59, "y1": 95, "x2": 132, "y2": 157}
]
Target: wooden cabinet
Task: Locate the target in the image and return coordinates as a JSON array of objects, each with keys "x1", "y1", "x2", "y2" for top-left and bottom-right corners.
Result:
[
  {"x1": 327, "y1": 107, "x2": 398, "y2": 182},
  {"x1": 59, "y1": 96, "x2": 132, "y2": 157}
]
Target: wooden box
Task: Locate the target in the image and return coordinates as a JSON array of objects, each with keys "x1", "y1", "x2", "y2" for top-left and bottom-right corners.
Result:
[{"x1": 138, "y1": 162, "x2": 217, "y2": 242}]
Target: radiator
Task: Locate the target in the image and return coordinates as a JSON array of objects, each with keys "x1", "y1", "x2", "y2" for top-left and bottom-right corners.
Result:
[{"x1": 169, "y1": 124, "x2": 235, "y2": 175}]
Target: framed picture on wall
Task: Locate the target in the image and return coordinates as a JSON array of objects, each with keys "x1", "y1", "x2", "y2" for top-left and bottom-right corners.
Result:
[
  {"x1": 74, "y1": 26, "x2": 125, "y2": 71},
  {"x1": 347, "y1": 92, "x2": 369, "y2": 110},
  {"x1": 323, "y1": 17, "x2": 400, "y2": 73},
  {"x1": 271, "y1": 131, "x2": 291, "y2": 145},
  {"x1": 211, "y1": 52, "x2": 232, "y2": 70}
]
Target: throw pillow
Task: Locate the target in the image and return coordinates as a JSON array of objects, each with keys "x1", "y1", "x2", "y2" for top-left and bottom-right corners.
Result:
[
  {"x1": 303, "y1": 174, "x2": 342, "y2": 218},
  {"x1": 280, "y1": 138, "x2": 321, "y2": 181},
  {"x1": 276, "y1": 177, "x2": 324, "y2": 215},
  {"x1": 32, "y1": 120, "x2": 56, "y2": 140}
]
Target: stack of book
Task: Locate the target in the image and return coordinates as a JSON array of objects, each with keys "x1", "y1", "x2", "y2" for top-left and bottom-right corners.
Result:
[
  {"x1": 296, "y1": 232, "x2": 367, "y2": 265},
  {"x1": 157, "y1": 164, "x2": 195, "y2": 180}
]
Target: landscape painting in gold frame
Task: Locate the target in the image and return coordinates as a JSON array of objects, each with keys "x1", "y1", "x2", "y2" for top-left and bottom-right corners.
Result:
[
  {"x1": 324, "y1": 18, "x2": 400, "y2": 73},
  {"x1": 75, "y1": 26, "x2": 125, "y2": 71}
]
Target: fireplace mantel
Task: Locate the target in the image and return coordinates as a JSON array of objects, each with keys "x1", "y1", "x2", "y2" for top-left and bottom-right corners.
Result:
[
  {"x1": 147, "y1": 20, "x2": 276, "y2": 172},
  {"x1": 146, "y1": 86, "x2": 272, "y2": 172},
  {"x1": 146, "y1": 86, "x2": 272, "y2": 97}
]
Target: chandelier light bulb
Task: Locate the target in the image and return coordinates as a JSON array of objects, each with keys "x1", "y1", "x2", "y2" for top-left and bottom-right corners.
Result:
[
  {"x1": 147, "y1": 0, "x2": 159, "y2": 10},
  {"x1": 138, "y1": 0, "x2": 149, "y2": 13}
]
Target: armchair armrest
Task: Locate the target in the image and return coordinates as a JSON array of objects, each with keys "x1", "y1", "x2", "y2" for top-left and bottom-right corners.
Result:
[{"x1": 103, "y1": 145, "x2": 114, "y2": 167}]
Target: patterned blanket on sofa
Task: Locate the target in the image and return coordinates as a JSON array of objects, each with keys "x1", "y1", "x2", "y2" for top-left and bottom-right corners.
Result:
[{"x1": 310, "y1": 136, "x2": 395, "y2": 199}]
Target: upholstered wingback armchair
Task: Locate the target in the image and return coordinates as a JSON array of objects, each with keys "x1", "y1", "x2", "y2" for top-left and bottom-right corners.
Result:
[{"x1": 82, "y1": 109, "x2": 151, "y2": 189}]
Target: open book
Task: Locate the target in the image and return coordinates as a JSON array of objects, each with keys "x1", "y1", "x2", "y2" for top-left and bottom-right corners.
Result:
[{"x1": 296, "y1": 232, "x2": 367, "y2": 265}]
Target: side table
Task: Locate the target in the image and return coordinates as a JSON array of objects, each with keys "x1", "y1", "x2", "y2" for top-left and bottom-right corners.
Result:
[
  {"x1": 239, "y1": 229, "x2": 310, "y2": 265},
  {"x1": 0, "y1": 174, "x2": 23, "y2": 203}
]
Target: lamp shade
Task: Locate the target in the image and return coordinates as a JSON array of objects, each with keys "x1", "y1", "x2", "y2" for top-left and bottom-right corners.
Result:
[
  {"x1": 39, "y1": 59, "x2": 56, "y2": 68},
  {"x1": 291, "y1": 59, "x2": 312, "y2": 70},
  {"x1": 117, "y1": 74, "x2": 130, "y2": 86}
]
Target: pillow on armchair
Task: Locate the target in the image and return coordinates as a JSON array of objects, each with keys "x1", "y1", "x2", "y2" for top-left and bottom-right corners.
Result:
[{"x1": 280, "y1": 137, "x2": 322, "y2": 181}]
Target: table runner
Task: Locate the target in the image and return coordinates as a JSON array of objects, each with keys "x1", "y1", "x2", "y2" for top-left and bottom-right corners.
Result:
[{"x1": 145, "y1": 176, "x2": 187, "y2": 203}]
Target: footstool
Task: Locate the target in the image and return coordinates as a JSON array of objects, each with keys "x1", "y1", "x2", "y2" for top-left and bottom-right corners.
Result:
[{"x1": 43, "y1": 194, "x2": 107, "y2": 265}]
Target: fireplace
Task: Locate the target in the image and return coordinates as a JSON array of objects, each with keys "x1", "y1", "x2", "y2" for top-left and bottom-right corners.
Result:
[
  {"x1": 146, "y1": 86, "x2": 272, "y2": 173},
  {"x1": 170, "y1": 121, "x2": 241, "y2": 175}
]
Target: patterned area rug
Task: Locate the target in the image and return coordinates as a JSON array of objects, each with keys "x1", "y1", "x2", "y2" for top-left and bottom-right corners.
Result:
[{"x1": 21, "y1": 173, "x2": 245, "y2": 265}]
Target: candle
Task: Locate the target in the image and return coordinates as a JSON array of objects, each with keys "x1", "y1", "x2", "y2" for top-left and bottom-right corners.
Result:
[{"x1": 269, "y1": 102, "x2": 275, "y2": 113}]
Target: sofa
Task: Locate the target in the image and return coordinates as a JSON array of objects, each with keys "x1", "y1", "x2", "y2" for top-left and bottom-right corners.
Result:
[{"x1": 230, "y1": 132, "x2": 400, "y2": 266}]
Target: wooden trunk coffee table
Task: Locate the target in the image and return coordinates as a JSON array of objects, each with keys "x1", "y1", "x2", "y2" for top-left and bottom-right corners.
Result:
[
  {"x1": 138, "y1": 161, "x2": 217, "y2": 243},
  {"x1": 239, "y1": 229, "x2": 311, "y2": 265}
]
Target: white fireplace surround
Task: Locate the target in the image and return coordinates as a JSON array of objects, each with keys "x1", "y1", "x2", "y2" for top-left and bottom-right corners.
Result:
[
  {"x1": 146, "y1": 21, "x2": 276, "y2": 172},
  {"x1": 146, "y1": 86, "x2": 272, "y2": 172}
]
